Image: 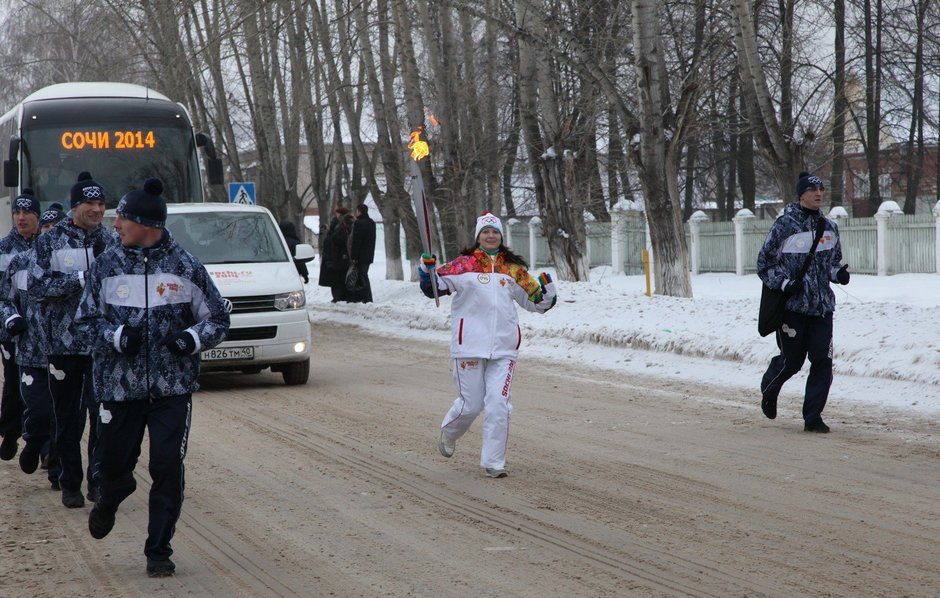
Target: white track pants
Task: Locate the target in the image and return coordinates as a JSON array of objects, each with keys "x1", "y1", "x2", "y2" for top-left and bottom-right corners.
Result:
[{"x1": 441, "y1": 357, "x2": 515, "y2": 469}]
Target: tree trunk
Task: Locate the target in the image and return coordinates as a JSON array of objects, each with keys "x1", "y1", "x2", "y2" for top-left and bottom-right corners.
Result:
[
  {"x1": 864, "y1": 0, "x2": 883, "y2": 215},
  {"x1": 730, "y1": 0, "x2": 802, "y2": 202},
  {"x1": 515, "y1": 3, "x2": 588, "y2": 281},
  {"x1": 829, "y1": 0, "x2": 846, "y2": 208},
  {"x1": 354, "y1": 0, "x2": 406, "y2": 279},
  {"x1": 392, "y1": 0, "x2": 437, "y2": 270},
  {"x1": 631, "y1": 0, "x2": 691, "y2": 297},
  {"x1": 902, "y1": 0, "x2": 926, "y2": 215}
]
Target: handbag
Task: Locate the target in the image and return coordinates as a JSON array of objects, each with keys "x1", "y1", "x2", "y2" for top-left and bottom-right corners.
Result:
[
  {"x1": 345, "y1": 264, "x2": 363, "y2": 291},
  {"x1": 757, "y1": 217, "x2": 826, "y2": 337}
]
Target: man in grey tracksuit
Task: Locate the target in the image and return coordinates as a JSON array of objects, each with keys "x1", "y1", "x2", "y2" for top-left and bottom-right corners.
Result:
[
  {"x1": 757, "y1": 172, "x2": 850, "y2": 433},
  {"x1": 76, "y1": 178, "x2": 229, "y2": 578},
  {"x1": 28, "y1": 172, "x2": 117, "y2": 507},
  {"x1": 0, "y1": 190, "x2": 41, "y2": 461}
]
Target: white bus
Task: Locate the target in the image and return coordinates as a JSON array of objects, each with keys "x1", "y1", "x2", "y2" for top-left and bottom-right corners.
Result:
[{"x1": 0, "y1": 82, "x2": 222, "y2": 230}]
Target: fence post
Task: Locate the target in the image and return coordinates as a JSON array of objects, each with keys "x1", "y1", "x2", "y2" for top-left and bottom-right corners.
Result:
[
  {"x1": 610, "y1": 203, "x2": 627, "y2": 275},
  {"x1": 528, "y1": 216, "x2": 541, "y2": 267},
  {"x1": 934, "y1": 201, "x2": 940, "y2": 274},
  {"x1": 875, "y1": 200, "x2": 902, "y2": 276},
  {"x1": 732, "y1": 208, "x2": 755, "y2": 276},
  {"x1": 688, "y1": 210, "x2": 709, "y2": 275},
  {"x1": 585, "y1": 222, "x2": 592, "y2": 266},
  {"x1": 505, "y1": 217, "x2": 518, "y2": 250}
]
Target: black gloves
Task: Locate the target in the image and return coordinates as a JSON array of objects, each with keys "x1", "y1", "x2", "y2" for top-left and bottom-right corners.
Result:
[
  {"x1": 5, "y1": 316, "x2": 27, "y2": 337},
  {"x1": 164, "y1": 331, "x2": 197, "y2": 356},
  {"x1": 835, "y1": 264, "x2": 850, "y2": 285},
  {"x1": 783, "y1": 279, "x2": 803, "y2": 296},
  {"x1": 117, "y1": 327, "x2": 142, "y2": 356}
]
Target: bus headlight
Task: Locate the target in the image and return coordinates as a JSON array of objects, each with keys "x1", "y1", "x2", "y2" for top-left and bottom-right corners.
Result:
[{"x1": 274, "y1": 291, "x2": 306, "y2": 311}]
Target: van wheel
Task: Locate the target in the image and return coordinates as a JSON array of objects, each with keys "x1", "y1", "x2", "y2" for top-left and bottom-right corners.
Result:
[{"x1": 282, "y1": 359, "x2": 310, "y2": 385}]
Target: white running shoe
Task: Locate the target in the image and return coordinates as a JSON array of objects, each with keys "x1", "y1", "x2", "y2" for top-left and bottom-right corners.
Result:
[
  {"x1": 438, "y1": 432, "x2": 455, "y2": 458},
  {"x1": 485, "y1": 467, "x2": 509, "y2": 478}
]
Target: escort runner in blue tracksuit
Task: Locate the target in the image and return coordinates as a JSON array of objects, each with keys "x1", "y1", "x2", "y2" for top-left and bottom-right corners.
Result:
[
  {"x1": 0, "y1": 207, "x2": 67, "y2": 487},
  {"x1": 0, "y1": 190, "x2": 42, "y2": 461},
  {"x1": 28, "y1": 172, "x2": 118, "y2": 508},
  {"x1": 757, "y1": 172, "x2": 850, "y2": 433},
  {"x1": 76, "y1": 178, "x2": 229, "y2": 578}
]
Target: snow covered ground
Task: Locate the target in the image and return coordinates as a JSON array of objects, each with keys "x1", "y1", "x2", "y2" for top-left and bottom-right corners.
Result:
[{"x1": 305, "y1": 252, "x2": 940, "y2": 417}]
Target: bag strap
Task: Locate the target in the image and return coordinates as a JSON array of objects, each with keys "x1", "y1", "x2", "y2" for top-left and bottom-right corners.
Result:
[{"x1": 794, "y1": 216, "x2": 827, "y2": 280}]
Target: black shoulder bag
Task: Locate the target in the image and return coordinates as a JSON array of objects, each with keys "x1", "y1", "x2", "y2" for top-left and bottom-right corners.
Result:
[{"x1": 757, "y1": 217, "x2": 826, "y2": 337}]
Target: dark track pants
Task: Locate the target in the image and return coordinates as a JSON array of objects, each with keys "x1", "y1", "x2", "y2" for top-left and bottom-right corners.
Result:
[
  {"x1": 95, "y1": 394, "x2": 192, "y2": 561},
  {"x1": 48, "y1": 355, "x2": 97, "y2": 493},
  {"x1": 760, "y1": 311, "x2": 833, "y2": 425},
  {"x1": 0, "y1": 342, "x2": 22, "y2": 440},
  {"x1": 21, "y1": 365, "x2": 60, "y2": 483}
]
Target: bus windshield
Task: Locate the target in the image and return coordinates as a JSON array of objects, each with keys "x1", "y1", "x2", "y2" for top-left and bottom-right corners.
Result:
[{"x1": 19, "y1": 98, "x2": 202, "y2": 209}]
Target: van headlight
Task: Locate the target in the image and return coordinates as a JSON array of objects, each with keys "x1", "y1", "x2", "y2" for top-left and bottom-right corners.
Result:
[{"x1": 274, "y1": 291, "x2": 306, "y2": 311}]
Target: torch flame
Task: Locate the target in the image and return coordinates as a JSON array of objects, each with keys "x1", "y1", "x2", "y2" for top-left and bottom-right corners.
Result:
[{"x1": 408, "y1": 125, "x2": 429, "y2": 162}]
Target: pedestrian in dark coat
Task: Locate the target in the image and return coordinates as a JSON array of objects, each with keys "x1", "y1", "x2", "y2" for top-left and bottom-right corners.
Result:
[
  {"x1": 349, "y1": 204, "x2": 377, "y2": 303},
  {"x1": 317, "y1": 206, "x2": 350, "y2": 301},
  {"x1": 279, "y1": 220, "x2": 311, "y2": 284}
]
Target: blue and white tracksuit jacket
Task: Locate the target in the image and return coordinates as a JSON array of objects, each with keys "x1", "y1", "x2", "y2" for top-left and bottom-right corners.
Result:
[
  {"x1": 75, "y1": 231, "x2": 230, "y2": 401},
  {"x1": 0, "y1": 229, "x2": 34, "y2": 344},
  {"x1": 757, "y1": 202, "x2": 844, "y2": 317},
  {"x1": 0, "y1": 250, "x2": 47, "y2": 368},
  {"x1": 27, "y1": 221, "x2": 118, "y2": 356}
]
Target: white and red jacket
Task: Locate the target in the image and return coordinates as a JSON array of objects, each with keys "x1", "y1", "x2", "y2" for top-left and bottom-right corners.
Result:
[{"x1": 422, "y1": 249, "x2": 556, "y2": 359}]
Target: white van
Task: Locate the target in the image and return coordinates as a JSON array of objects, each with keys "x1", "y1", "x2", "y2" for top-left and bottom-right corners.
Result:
[{"x1": 164, "y1": 203, "x2": 314, "y2": 385}]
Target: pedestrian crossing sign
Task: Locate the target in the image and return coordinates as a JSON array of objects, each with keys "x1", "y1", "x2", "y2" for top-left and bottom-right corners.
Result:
[{"x1": 228, "y1": 182, "x2": 256, "y2": 204}]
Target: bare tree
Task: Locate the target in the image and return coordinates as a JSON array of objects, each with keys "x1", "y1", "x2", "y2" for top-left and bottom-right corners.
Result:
[{"x1": 631, "y1": 0, "x2": 692, "y2": 297}]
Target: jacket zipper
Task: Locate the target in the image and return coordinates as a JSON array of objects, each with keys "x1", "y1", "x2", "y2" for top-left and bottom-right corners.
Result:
[{"x1": 144, "y1": 250, "x2": 151, "y2": 401}]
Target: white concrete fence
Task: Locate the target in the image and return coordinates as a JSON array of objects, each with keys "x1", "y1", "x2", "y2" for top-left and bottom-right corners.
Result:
[{"x1": 503, "y1": 200, "x2": 940, "y2": 276}]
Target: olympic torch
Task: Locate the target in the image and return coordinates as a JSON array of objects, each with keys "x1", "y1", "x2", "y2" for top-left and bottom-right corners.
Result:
[{"x1": 408, "y1": 124, "x2": 439, "y2": 306}]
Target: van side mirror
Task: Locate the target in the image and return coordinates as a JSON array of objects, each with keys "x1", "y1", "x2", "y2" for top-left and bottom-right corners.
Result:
[{"x1": 294, "y1": 243, "x2": 315, "y2": 261}]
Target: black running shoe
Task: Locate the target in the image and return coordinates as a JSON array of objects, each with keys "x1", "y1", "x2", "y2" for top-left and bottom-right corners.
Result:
[
  {"x1": 804, "y1": 420, "x2": 831, "y2": 433},
  {"x1": 88, "y1": 504, "x2": 116, "y2": 539},
  {"x1": 761, "y1": 395, "x2": 777, "y2": 420},
  {"x1": 0, "y1": 435, "x2": 18, "y2": 460},
  {"x1": 18, "y1": 441, "x2": 41, "y2": 474},
  {"x1": 86, "y1": 485, "x2": 99, "y2": 503},
  {"x1": 146, "y1": 558, "x2": 176, "y2": 577},
  {"x1": 62, "y1": 488, "x2": 85, "y2": 508},
  {"x1": 50, "y1": 479, "x2": 60, "y2": 491}
]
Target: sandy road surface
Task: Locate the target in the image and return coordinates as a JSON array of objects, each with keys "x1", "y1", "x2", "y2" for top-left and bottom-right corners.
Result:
[{"x1": 2, "y1": 322, "x2": 940, "y2": 597}]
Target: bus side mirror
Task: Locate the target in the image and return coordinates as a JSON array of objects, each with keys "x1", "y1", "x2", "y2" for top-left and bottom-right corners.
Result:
[
  {"x1": 4, "y1": 136, "x2": 20, "y2": 187},
  {"x1": 207, "y1": 158, "x2": 224, "y2": 185},
  {"x1": 3, "y1": 160, "x2": 17, "y2": 187},
  {"x1": 195, "y1": 132, "x2": 224, "y2": 185}
]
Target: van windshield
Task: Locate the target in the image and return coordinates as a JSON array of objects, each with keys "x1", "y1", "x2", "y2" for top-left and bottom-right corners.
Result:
[{"x1": 165, "y1": 212, "x2": 289, "y2": 264}]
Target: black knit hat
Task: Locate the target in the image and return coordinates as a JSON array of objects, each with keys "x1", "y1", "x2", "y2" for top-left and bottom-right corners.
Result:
[
  {"x1": 795, "y1": 171, "x2": 825, "y2": 198},
  {"x1": 70, "y1": 171, "x2": 106, "y2": 208},
  {"x1": 116, "y1": 178, "x2": 166, "y2": 228},
  {"x1": 12, "y1": 188, "x2": 40, "y2": 217},
  {"x1": 40, "y1": 206, "x2": 66, "y2": 226}
]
